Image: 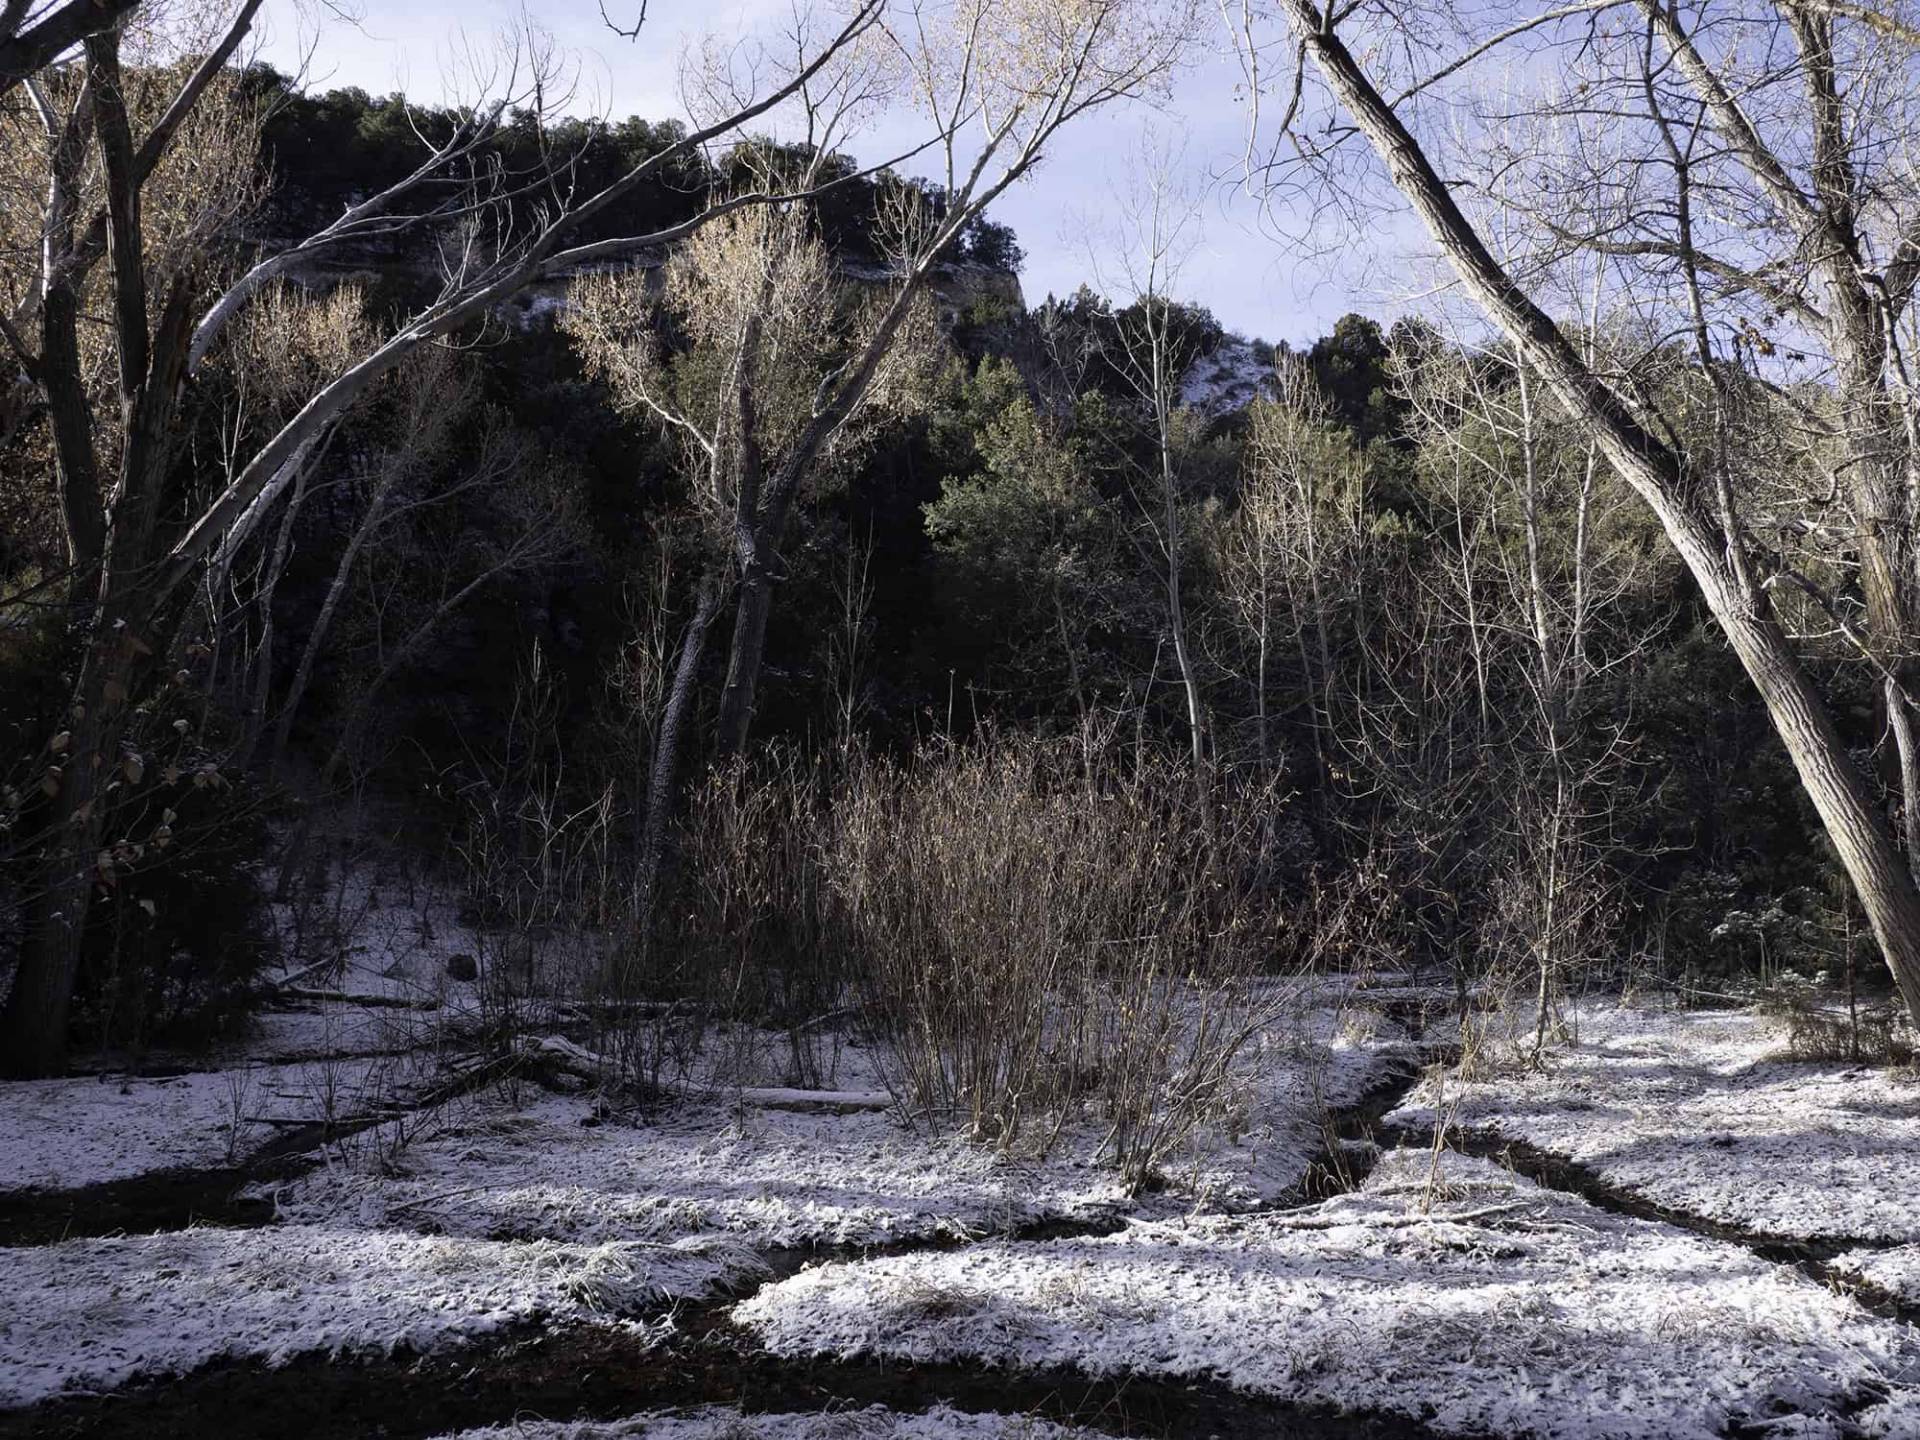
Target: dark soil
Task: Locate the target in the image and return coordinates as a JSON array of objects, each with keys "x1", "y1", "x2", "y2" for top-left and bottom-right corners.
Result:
[{"x1": 0, "y1": 1165, "x2": 275, "y2": 1246}]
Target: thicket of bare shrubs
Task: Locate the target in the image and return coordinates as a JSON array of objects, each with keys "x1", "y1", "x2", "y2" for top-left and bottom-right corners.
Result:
[
  {"x1": 450, "y1": 714, "x2": 1293, "y2": 1191},
  {"x1": 826, "y1": 739, "x2": 1278, "y2": 1183},
  {"x1": 655, "y1": 735, "x2": 1294, "y2": 1190}
]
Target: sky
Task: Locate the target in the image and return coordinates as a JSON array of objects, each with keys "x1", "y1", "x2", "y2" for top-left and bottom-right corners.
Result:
[{"x1": 251, "y1": 0, "x2": 1406, "y2": 347}]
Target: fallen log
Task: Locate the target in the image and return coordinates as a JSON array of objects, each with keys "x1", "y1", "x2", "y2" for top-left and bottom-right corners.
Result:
[
  {"x1": 279, "y1": 988, "x2": 441, "y2": 1012},
  {"x1": 519, "y1": 1035, "x2": 895, "y2": 1113}
]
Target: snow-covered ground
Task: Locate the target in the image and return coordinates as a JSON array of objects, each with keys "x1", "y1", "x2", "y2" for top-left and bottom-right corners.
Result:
[
  {"x1": 267, "y1": 1088, "x2": 1128, "y2": 1248},
  {"x1": 1388, "y1": 1000, "x2": 1920, "y2": 1241},
  {"x1": 263, "y1": 1005, "x2": 1402, "y2": 1249},
  {"x1": 261, "y1": 850, "x2": 492, "y2": 1010},
  {"x1": 437, "y1": 1405, "x2": 1103, "y2": 1440},
  {"x1": 0, "y1": 858, "x2": 492, "y2": 1195},
  {"x1": 0, "y1": 1224, "x2": 760, "y2": 1407},
  {"x1": 0, "y1": 1050, "x2": 451, "y2": 1192},
  {"x1": 736, "y1": 1148, "x2": 1920, "y2": 1439},
  {"x1": 1834, "y1": 1243, "x2": 1920, "y2": 1303},
  {"x1": 15, "y1": 985, "x2": 1917, "y2": 1438}
]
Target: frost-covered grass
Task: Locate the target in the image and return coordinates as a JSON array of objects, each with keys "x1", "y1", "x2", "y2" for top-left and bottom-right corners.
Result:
[
  {"x1": 1167, "y1": 1000, "x2": 1410, "y2": 1208},
  {"x1": 0, "y1": 1051, "x2": 449, "y2": 1193},
  {"x1": 1389, "y1": 1001, "x2": 1920, "y2": 1242},
  {"x1": 0, "y1": 1224, "x2": 761, "y2": 1407},
  {"x1": 266, "y1": 1006, "x2": 1402, "y2": 1249},
  {"x1": 735, "y1": 1149, "x2": 1920, "y2": 1440},
  {"x1": 0, "y1": 982, "x2": 1413, "y2": 1416},
  {"x1": 1833, "y1": 1243, "x2": 1920, "y2": 1302},
  {"x1": 436, "y1": 1403, "x2": 1098, "y2": 1440},
  {"x1": 268, "y1": 1089, "x2": 1129, "y2": 1248}
]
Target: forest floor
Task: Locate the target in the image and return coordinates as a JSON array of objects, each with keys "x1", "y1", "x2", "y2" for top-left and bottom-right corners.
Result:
[{"x1": 5, "y1": 905, "x2": 1920, "y2": 1440}]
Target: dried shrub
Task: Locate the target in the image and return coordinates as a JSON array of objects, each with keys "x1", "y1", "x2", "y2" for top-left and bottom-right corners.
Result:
[
  {"x1": 1758, "y1": 976, "x2": 1915, "y2": 1067},
  {"x1": 823, "y1": 733, "x2": 1282, "y2": 1191}
]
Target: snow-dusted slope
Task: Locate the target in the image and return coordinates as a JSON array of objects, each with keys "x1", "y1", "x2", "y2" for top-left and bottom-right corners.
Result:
[{"x1": 1180, "y1": 336, "x2": 1273, "y2": 418}]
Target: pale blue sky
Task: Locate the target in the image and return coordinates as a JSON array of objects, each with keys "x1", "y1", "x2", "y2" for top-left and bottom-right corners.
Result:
[{"x1": 253, "y1": 0, "x2": 1398, "y2": 346}]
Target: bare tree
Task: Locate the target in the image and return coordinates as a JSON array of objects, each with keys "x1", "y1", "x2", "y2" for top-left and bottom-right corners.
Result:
[
  {"x1": 703, "y1": 0, "x2": 1202, "y2": 754},
  {"x1": 1394, "y1": 332, "x2": 1646, "y2": 1055},
  {"x1": 0, "y1": 0, "x2": 141, "y2": 97},
  {"x1": 1096, "y1": 132, "x2": 1211, "y2": 770},
  {"x1": 1220, "y1": 354, "x2": 1364, "y2": 774},
  {"x1": 0, "y1": 0, "x2": 895, "y2": 1076},
  {"x1": 1236, "y1": 0, "x2": 1920, "y2": 1021}
]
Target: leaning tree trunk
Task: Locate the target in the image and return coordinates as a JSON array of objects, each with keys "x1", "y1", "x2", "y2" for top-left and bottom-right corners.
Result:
[
  {"x1": 1283, "y1": 0, "x2": 1920, "y2": 1024},
  {"x1": 265, "y1": 459, "x2": 398, "y2": 779}
]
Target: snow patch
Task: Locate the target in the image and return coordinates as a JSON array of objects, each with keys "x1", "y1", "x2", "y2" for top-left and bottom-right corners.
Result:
[
  {"x1": 0, "y1": 1052, "x2": 448, "y2": 1193},
  {"x1": 734, "y1": 1148, "x2": 1917, "y2": 1439},
  {"x1": 1389, "y1": 1001, "x2": 1920, "y2": 1242},
  {"x1": 0, "y1": 1224, "x2": 758, "y2": 1407},
  {"x1": 266, "y1": 1089, "x2": 1132, "y2": 1248},
  {"x1": 1180, "y1": 336, "x2": 1271, "y2": 417},
  {"x1": 268, "y1": 1007, "x2": 1402, "y2": 1246}
]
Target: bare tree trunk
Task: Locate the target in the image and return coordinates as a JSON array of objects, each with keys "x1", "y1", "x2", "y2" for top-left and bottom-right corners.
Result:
[
  {"x1": 265, "y1": 461, "x2": 399, "y2": 779},
  {"x1": 635, "y1": 571, "x2": 723, "y2": 932},
  {"x1": 1053, "y1": 590, "x2": 1091, "y2": 734},
  {"x1": 1282, "y1": 0, "x2": 1920, "y2": 1022},
  {"x1": 715, "y1": 553, "x2": 777, "y2": 757},
  {"x1": 1254, "y1": 599, "x2": 1271, "y2": 769},
  {"x1": 273, "y1": 537, "x2": 558, "y2": 898},
  {"x1": 0, "y1": 30, "x2": 191, "y2": 1074},
  {"x1": 1450, "y1": 453, "x2": 1491, "y2": 731},
  {"x1": 1159, "y1": 387, "x2": 1206, "y2": 769},
  {"x1": 0, "y1": 678, "x2": 114, "y2": 1077},
  {"x1": 233, "y1": 459, "x2": 312, "y2": 772}
]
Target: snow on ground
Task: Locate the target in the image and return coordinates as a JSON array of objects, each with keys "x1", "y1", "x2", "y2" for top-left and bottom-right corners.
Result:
[
  {"x1": 267, "y1": 1087, "x2": 1130, "y2": 1248},
  {"x1": 0, "y1": 1051, "x2": 450, "y2": 1193},
  {"x1": 265, "y1": 1006, "x2": 1406, "y2": 1248},
  {"x1": 0, "y1": 1223, "x2": 759, "y2": 1407},
  {"x1": 1166, "y1": 999, "x2": 1413, "y2": 1208},
  {"x1": 1833, "y1": 1243, "x2": 1920, "y2": 1303},
  {"x1": 227, "y1": 998, "x2": 457, "y2": 1061},
  {"x1": 262, "y1": 850, "x2": 490, "y2": 1009},
  {"x1": 1858, "y1": 1389, "x2": 1920, "y2": 1439},
  {"x1": 0, "y1": 853, "x2": 514, "y2": 1195},
  {"x1": 1388, "y1": 1000, "x2": 1920, "y2": 1242},
  {"x1": 437, "y1": 1403, "x2": 1101, "y2": 1440},
  {"x1": 734, "y1": 1149, "x2": 1920, "y2": 1440}
]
